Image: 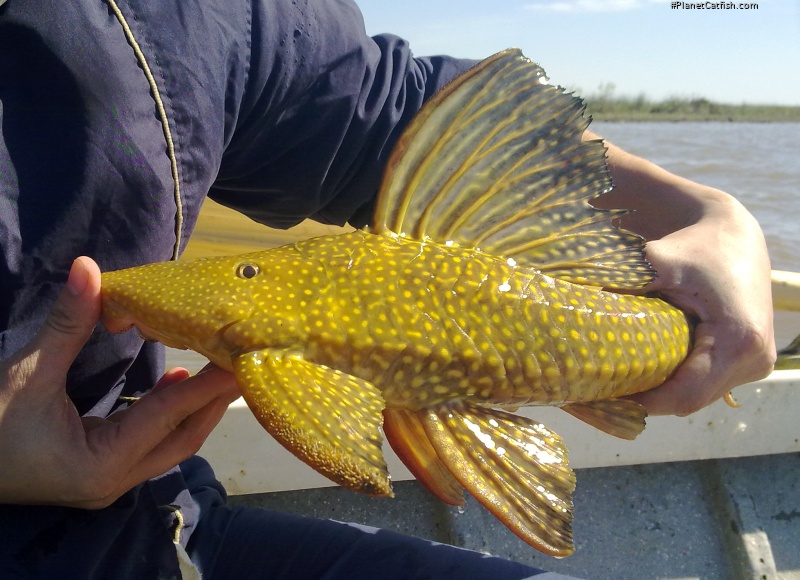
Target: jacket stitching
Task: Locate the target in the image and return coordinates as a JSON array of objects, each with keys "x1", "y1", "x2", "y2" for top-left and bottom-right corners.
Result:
[{"x1": 106, "y1": 0, "x2": 184, "y2": 260}]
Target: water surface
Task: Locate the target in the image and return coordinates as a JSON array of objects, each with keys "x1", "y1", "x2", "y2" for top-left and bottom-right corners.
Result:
[{"x1": 593, "y1": 122, "x2": 799, "y2": 272}]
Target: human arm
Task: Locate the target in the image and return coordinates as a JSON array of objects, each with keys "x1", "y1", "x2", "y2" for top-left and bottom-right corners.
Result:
[
  {"x1": 209, "y1": 1, "x2": 476, "y2": 229},
  {"x1": 0, "y1": 0, "x2": 472, "y2": 509},
  {"x1": 589, "y1": 132, "x2": 776, "y2": 415},
  {"x1": 0, "y1": 257, "x2": 240, "y2": 508}
]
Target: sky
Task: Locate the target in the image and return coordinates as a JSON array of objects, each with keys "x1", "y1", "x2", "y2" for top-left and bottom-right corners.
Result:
[{"x1": 356, "y1": 0, "x2": 800, "y2": 106}]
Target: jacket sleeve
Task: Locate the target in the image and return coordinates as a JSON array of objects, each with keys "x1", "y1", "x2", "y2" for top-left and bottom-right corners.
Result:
[{"x1": 209, "y1": 0, "x2": 477, "y2": 229}]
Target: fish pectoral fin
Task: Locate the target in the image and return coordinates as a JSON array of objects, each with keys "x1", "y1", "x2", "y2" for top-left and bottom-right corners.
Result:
[
  {"x1": 232, "y1": 349, "x2": 392, "y2": 497},
  {"x1": 383, "y1": 409, "x2": 464, "y2": 506},
  {"x1": 560, "y1": 398, "x2": 647, "y2": 440},
  {"x1": 421, "y1": 402, "x2": 576, "y2": 557}
]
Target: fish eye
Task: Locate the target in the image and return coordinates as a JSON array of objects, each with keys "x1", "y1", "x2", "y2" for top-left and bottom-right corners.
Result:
[{"x1": 236, "y1": 262, "x2": 260, "y2": 279}]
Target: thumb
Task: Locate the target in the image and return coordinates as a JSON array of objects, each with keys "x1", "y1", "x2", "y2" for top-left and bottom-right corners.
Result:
[{"x1": 29, "y1": 256, "x2": 102, "y2": 379}]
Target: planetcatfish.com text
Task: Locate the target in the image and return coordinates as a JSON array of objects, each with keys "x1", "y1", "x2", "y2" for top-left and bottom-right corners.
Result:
[{"x1": 670, "y1": 2, "x2": 758, "y2": 9}]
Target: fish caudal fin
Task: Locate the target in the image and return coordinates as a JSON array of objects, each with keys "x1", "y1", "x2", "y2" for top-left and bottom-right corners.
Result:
[
  {"x1": 233, "y1": 350, "x2": 392, "y2": 497},
  {"x1": 420, "y1": 402, "x2": 576, "y2": 557},
  {"x1": 383, "y1": 409, "x2": 465, "y2": 506},
  {"x1": 775, "y1": 332, "x2": 800, "y2": 370},
  {"x1": 560, "y1": 399, "x2": 647, "y2": 440},
  {"x1": 372, "y1": 48, "x2": 654, "y2": 291}
]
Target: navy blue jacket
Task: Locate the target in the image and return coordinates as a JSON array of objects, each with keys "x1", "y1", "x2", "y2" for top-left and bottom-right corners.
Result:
[{"x1": 0, "y1": 1, "x2": 475, "y2": 577}]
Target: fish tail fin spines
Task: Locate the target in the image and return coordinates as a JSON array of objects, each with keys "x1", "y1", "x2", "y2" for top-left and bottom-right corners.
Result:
[
  {"x1": 383, "y1": 409, "x2": 465, "y2": 506},
  {"x1": 775, "y1": 332, "x2": 800, "y2": 370},
  {"x1": 370, "y1": 48, "x2": 654, "y2": 291},
  {"x1": 421, "y1": 402, "x2": 576, "y2": 557},
  {"x1": 232, "y1": 349, "x2": 392, "y2": 497}
]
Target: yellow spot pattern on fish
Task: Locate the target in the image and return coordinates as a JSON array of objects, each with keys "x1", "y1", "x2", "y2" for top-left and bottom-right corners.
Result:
[
  {"x1": 105, "y1": 229, "x2": 690, "y2": 413},
  {"x1": 100, "y1": 50, "x2": 695, "y2": 558}
]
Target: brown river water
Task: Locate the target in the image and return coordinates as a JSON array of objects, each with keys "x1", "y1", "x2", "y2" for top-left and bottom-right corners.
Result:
[{"x1": 593, "y1": 122, "x2": 799, "y2": 273}]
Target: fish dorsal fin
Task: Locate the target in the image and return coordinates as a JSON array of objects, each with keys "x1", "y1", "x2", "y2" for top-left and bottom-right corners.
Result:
[
  {"x1": 372, "y1": 48, "x2": 653, "y2": 290},
  {"x1": 233, "y1": 349, "x2": 392, "y2": 497}
]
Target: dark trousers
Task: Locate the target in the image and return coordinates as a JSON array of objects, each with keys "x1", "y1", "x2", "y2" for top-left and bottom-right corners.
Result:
[
  {"x1": 190, "y1": 505, "x2": 550, "y2": 580},
  {"x1": 1, "y1": 456, "x2": 571, "y2": 579},
  {"x1": 187, "y1": 461, "x2": 552, "y2": 580}
]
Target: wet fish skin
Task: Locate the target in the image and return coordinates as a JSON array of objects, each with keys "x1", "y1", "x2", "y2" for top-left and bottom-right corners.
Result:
[
  {"x1": 103, "y1": 230, "x2": 690, "y2": 409},
  {"x1": 101, "y1": 229, "x2": 690, "y2": 548},
  {"x1": 100, "y1": 49, "x2": 695, "y2": 557}
]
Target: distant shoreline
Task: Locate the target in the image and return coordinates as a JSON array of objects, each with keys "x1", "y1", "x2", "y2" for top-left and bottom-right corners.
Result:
[{"x1": 584, "y1": 97, "x2": 800, "y2": 123}]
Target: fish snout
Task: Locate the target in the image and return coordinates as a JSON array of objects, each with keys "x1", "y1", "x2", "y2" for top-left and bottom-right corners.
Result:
[{"x1": 100, "y1": 295, "x2": 137, "y2": 334}]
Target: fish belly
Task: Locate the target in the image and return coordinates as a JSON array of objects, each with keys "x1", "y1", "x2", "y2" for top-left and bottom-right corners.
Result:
[{"x1": 298, "y1": 232, "x2": 691, "y2": 410}]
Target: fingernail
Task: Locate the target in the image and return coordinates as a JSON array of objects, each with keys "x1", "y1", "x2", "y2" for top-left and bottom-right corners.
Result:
[{"x1": 66, "y1": 258, "x2": 89, "y2": 296}]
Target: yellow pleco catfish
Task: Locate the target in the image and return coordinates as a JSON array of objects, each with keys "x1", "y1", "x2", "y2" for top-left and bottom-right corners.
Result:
[{"x1": 101, "y1": 50, "x2": 695, "y2": 557}]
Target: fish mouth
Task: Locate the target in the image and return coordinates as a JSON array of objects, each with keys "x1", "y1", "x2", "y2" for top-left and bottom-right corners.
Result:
[
  {"x1": 100, "y1": 296, "x2": 194, "y2": 350},
  {"x1": 101, "y1": 289, "x2": 253, "y2": 356},
  {"x1": 100, "y1": 297, "x2": 138, "y2": 335}
]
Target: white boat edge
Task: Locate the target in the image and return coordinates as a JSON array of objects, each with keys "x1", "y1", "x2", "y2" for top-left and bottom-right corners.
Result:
[{"x1": 199, "y1": 370, "x2": 800, "y2": 496}]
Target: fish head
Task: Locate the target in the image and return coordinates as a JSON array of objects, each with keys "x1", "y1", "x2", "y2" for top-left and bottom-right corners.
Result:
[{"x1": 101, "y1": 252, "x2": 284, "y2": 369}]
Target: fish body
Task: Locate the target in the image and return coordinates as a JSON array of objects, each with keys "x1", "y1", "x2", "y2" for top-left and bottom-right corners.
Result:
[
  {"x1": 106, "y1": 229, "x2": 688, "y2": 409},
  {"x1": 102, "y1": 50, "x2": 692, "y2": 556}
]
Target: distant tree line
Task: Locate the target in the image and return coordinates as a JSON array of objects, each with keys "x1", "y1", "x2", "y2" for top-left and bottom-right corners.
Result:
[{"x1": 577, "y1": 83, "x2": 800, "y2": 122}]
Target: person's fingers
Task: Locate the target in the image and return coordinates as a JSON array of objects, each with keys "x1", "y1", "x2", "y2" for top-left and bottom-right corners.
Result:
[
  {"x1": 152, "y1": 367, "x2": 192, "y2": 393},
  {"x1": 70, "y1": 367, "x2": 239, "y2": 509},
  {"x1": 629, "y1": 329, "x2": 718, "y2": 416},
  {"x1": 17, "y1": 257, "x2": 102, "y2": 388},
  {"x1": 98, "y1": 366, "x2": 239, "y2": 471},
  {"x1": 117, "y1": 390, "x2": 234, "y2": 494},
  {"x1": 625, "y1": 224, "x2": 775, "y2": 417},
  {"x1": 630, "y1": 318, "x2": 775, "y2": 416}
]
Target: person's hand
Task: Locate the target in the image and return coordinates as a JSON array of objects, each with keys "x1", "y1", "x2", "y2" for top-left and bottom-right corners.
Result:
[
  {"x1": 628, "y1": 196, "x2": 776, "y2": 415},
  {"x1": 591, "y1": 135, "x2": 776, "y2": 416},
  {"x1": 0, "y1": 256, "x2": 240, "y2": 508}
]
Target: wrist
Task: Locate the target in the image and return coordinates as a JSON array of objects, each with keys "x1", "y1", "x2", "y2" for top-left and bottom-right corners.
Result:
[{"x1": 588, "y1": 133, "x2": 741, "y2": 240}]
